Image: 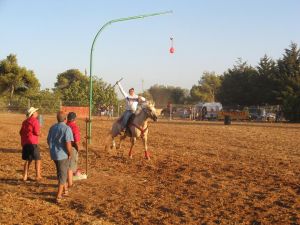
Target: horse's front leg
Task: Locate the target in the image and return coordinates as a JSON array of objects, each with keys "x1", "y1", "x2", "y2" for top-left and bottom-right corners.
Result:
[
  {"x1": 142, "y1": 135, "x2": 150, "y2": 160},
  {"x1": 128, "y1": 137, "x2": 136, "y2": 159}
]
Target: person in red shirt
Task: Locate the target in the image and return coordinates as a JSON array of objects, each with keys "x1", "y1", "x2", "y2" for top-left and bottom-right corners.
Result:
[
  {"x1": 19, "y1": 107, "x2": 42, "y2": 181},
  {"x1": 66, "y1": 112, "x2": 80, "y2": 187}
]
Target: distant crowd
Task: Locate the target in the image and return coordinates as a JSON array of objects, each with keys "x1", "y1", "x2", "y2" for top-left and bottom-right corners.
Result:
[{"x1": 97, "y1": 104, "x2": 114, "y2": 119}]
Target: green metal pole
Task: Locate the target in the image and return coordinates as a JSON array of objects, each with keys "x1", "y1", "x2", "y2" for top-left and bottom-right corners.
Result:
[{"x1": 89, "y1": 10, "x2": 172, "y2": 143}]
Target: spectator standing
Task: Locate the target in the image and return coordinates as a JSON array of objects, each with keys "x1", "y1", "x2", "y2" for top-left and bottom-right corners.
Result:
[
  {"x1": 107, "y1": 105, "x2": 114, "y2": 120},
  {"x1": 47, "y1": 111, "x2": 73, "y2": 203},
  {"x1": 66, "y1": 112, "x2": 80, "y2": 185},
  {"x1": 19, "y1": 107, "x2": 42, "y2": 181}
]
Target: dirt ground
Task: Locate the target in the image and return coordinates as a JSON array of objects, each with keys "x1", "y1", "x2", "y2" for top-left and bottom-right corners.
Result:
[{"x1": 0, "y1": 113, "x2": 299, "y2": 225}]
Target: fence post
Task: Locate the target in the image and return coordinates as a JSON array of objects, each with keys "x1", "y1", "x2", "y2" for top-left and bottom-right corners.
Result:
[
  {"x1": 169, "y1": 104, "x2": 172, "y2": 121},
  {"x1": 59, "y1": 100, "x2": 62, "y2": 110},
  {"x1": 117, "y1": 103, "x2": 120, "y2": 117},
  {"x1": 27, "y1": 99, "x2": 31, "y2": 108}
]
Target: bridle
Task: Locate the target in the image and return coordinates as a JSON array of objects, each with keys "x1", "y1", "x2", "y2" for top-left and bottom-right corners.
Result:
[{"x1": 142, "y1": 107, "x2": 157, "y2": 121}]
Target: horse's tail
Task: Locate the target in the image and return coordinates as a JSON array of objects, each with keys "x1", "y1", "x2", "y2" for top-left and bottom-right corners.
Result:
[
  {"x1": 104, "y1": 120, "x2": 122, "y2": 151},
  {"x1": 104, "y1": 130, "x2": 113, "y2": 151},
  {"x1": 104, "y1": 121, "x2": 119, "y2": 150}
]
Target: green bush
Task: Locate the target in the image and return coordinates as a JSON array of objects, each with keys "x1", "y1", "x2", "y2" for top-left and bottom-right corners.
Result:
[{"x1": 283, "y1": 93, "x2": 300, "y2": 122}]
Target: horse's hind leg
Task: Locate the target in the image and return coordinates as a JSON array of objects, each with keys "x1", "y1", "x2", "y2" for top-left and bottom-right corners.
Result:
[
  {"x1": 117, "y1": 135, "x2": 126, "y2": 149},
  {"x1": 111, "y1": 137, "x2": 116, "y2": 149},
  {"x1": 128, "y1": 137, "x2": 136, "y2": 159},
  {"x1": 142, "y1": 136, "x2": 150, "y2": 160}
]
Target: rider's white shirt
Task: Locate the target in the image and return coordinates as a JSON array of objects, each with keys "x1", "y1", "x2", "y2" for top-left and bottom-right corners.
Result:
[{"x1": 117, "y1": 82, "x2": 145, "y2": 111}]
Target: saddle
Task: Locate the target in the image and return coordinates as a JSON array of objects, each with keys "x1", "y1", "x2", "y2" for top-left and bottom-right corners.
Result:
[{"x1": 117, "y1": 114, "x2": 136, "y2": 136}]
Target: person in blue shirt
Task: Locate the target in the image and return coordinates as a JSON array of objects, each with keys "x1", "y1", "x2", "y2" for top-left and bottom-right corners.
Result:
[{"x1": 47, "y1": 111, "x2": 74, "y2": 203}]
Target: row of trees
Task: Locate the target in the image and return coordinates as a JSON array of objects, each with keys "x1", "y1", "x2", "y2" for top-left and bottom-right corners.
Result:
[
  {"x1": 143, "y1": 42, "x2": 300, "y2": 121},
  {"x1": 0, "y1": 55, "x2": 118, "y2": 113},
  {"x1": 1, "y1": 42, "x2": 299, "y2": 121}
]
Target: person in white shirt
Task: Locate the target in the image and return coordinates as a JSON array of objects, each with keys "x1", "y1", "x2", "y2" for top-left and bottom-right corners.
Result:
[{"x1": 116, "y1": 81, "x2": 146, "y2": 132}]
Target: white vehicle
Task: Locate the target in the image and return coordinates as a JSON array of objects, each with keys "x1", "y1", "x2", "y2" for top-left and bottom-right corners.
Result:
[{"x1": 195, "y1": 102, "x2": 223, "y2": 120}]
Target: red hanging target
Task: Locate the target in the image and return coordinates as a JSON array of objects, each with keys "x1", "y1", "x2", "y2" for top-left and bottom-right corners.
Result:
[
  {"x1": 169, "y1": 47, "x2": 175, "y2": 54},
  {"x1": 169, "y1": 37, "x2": 175, "y2": 54}
]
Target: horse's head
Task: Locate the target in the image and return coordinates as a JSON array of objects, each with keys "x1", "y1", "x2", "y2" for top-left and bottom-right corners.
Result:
[{"x1": 141, "y1": 101, "x2": 158, "y2": 122}]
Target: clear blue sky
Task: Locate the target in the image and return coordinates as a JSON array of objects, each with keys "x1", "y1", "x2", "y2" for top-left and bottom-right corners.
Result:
[{"x1": 1, "y1": 0, "x2": 300, "y2": 94}]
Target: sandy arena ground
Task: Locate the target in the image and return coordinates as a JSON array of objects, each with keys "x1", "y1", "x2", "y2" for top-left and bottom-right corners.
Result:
[{"x1": 0, "y1": 113, "x2": 299, "y2": 225}]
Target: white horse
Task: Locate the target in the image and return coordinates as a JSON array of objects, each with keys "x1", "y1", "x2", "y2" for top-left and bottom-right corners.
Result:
[{"x1": 108, "y1": 102, "x2": 158, "y2": 160}]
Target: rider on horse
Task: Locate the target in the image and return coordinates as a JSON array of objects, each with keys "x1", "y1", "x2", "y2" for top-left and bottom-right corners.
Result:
[{"x1": 116, "y1": 81, "x2": 146, "y2": 133}]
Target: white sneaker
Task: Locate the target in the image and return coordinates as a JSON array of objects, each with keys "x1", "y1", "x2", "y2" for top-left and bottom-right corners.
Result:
[{"x1": 73, "y1": 173, "x2": 87, "y2": 181}]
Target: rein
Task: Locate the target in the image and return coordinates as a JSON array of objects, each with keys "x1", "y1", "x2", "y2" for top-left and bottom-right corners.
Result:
[{"x1": 130, "y1": 123, "x2": 148, "y2": 138}]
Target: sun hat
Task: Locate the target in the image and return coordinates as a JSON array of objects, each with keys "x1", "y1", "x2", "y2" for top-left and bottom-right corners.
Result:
[{"x1": 27, "y1": 107, "x2": 39, "y2": 117}]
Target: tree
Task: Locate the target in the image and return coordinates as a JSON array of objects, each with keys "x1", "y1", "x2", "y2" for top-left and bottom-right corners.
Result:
[
  {"x1": 140, "y1": 90, "x2": 153, "y2": 102},
  {"x1": 54, "y1": 69, "x2": 118, "y2": 109},
  {"x1": 276, "y1": 42, "x2": 300, "y2": 121},
  {"x1": 171, "y1": 87, "x2": 189, "y2": 104},
  {"x1": 55, "y1": 69, "x2": 88, "y2": 90},
  {"x1": 60, "y1": 80, "x2": 89, "y2": 105},
  {"x1": 93, "y1": 77, "x2": 118, "y2": 109},
  {"x1": 218, "y1": 59, "x2": 259, "y2": 106},
  {"x1": 190, "y1": 71, "x2": 221, "y2": 103},
  {"x1": 54, "y1": 69, "x2": 89, "y2": 104},
  {"x1": 0, "y1": 54, "x2": 40, "y2": 102},
  {"x1": 30, "y1": 89, "x2": 62, "y2": 113},
  {"x1": 148, "y1": 85, "x2": 172, "y2": 106},
  {"x1": 190, "y1": 85, "x2": 203, "y2": 102},
  {"x1": 256, "y1": 55, "x2": 278, "y2": 105},
  {"x1": 147, "y1": 84, "x2": 188, "y2": 106}
]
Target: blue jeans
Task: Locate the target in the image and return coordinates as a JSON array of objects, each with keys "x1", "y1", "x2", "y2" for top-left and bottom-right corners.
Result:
[{"x1": 121, "y1": 110, "x2": 133, "y2": 129}]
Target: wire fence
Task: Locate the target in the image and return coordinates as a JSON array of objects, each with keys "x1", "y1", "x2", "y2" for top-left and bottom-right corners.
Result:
[
  {"x1": 155, "y1": 103, "x2": 286, "y2": 122},
  {"x1": 0, "y1": 98, "x2": 124, "y2": 118},
  {"x1": 0, "y1": 98, "x2": 296, "y2": 122},
  {"x1": 0, "y1": 99, "x2": 61, "y2": 114}
]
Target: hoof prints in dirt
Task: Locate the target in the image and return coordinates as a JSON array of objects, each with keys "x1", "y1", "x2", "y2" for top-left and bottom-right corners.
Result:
[
  {"x1": 1, "y1": 114, "x2": 300, "y2": 224},
  {"x1": 93, "y1": 208, "x2": 107, "y2": 218}
]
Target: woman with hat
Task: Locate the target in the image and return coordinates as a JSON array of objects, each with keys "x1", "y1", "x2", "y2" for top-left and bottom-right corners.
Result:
[{"x1": 19, "y1": 107, "x2": 42, "y2": 181}]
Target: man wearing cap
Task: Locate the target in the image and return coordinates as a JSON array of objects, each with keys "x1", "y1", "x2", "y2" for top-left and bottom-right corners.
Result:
[
  {"x1": 66, "y1": 112, "x2": 80, "y2": 185},
  {"x1": 19, "y1": 107, "x2": 42, "y2": 181},
  {"x1": 47, "y1": 111, "x2": 73, "y2": 203},
  {"x1": 116, "y1": 81, "x2": 146, "y2": 132}
]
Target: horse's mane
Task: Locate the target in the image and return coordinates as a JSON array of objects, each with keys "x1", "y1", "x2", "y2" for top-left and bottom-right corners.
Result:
[
  {"x1": 135, "y1": 107, "x2": 142, "y2": 115},
  {"x1": 134, "y1": 102, "x2": 154, "y2": 116}
]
